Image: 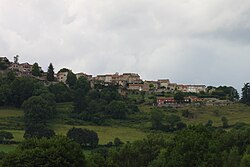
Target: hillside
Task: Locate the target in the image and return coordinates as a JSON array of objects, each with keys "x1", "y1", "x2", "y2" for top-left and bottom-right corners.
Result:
[{"x1": 1, "y1": 102, "x2": 250, "y2": 153}]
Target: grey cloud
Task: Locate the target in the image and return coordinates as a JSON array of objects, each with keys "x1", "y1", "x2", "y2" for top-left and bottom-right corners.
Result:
[{"x1": 0, "y1": 0, "x2": 250, "y2": 91}]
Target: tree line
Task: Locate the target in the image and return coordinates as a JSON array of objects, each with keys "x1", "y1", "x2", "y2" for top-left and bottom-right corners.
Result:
[{"x1": 3, "y1": 124, "x2": 250, "y2": 166}]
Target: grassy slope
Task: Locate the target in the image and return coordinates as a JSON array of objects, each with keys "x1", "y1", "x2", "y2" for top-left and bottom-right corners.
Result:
[
  {"x1": 0, "y1": 103, "x2": 250, "y2": 152},
  {"x1": 53, "y1": 102, "x2": 147, "y2": 144},
  {"x1": 181, "y1": 104, "x2": 250, "y2": 126},
  {"x1": 0, "y1": 145, "x2": 17, "y2": 153},
  {"x1": 53, "y1": 124, "x2": 146, "y2": 145},
  {"x1": 0, "y1": 108, "x2": 24, "y2": 152},
  {"x1": 140, "y1": 103, "x2": 250, "y2": 127},
  {"x1": 0, "y1": 108, "x2": 24, "y2": 142}
]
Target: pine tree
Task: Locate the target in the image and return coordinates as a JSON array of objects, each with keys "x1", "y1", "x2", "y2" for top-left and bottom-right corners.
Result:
[
  {"x1": 241, "y1": 83, "x2": 250, "y2": 105},
  {"x1": 47, "y1": 63, "x2": 55, "y2": 81}
]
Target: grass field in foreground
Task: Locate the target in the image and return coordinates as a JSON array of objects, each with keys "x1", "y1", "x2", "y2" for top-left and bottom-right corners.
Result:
[
  {"x1": 0, "y1": 144, "x2": 17, "y2": 153},
  {"x1": 53, "y1": 124, "x2": 147, "y2": 144}
]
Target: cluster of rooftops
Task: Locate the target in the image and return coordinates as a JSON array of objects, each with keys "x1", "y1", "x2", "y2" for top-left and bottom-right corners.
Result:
[
  {"x1": 0, "y1": 56, "x2": 206, "y2": 94},
  {"x1": 58, "y1": 71, "x2": 207, "y2": 94}
]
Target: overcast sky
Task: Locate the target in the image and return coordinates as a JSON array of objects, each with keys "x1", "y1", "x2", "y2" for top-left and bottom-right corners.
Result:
[{"x1": 0, "y1": 0, "x2": 250, "y2": 91}]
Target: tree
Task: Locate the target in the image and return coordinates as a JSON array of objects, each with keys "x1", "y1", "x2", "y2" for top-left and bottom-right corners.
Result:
[
  {"x1": 66, "y1": 71, "x2": 77, "y2": 88},
  {"x1": 47, "y1": 63, "x2": 55, "y2": 81},
  {"x1": 31, "y1": 62, "x2": 41, "y2": 77},
  {"x1": 100, "y1": 87, "x2": 120, "y2": 103},
  {"x1": 222, "y1": 147, "x2": 241, "y2": 167},
  {"x1": 182, "y1": 110, "x2": 193, "y2": 118},
  {"x1": 174, "y1": 92, "x2": 185, "y2": 103},
  {"x1": 240, "y1": 154, "x2": 250, "y2": 167},
  {"x1": 22, "y1": 96, "x2": 55, "y2": 125},
  {"x1": 22, "y1": 96, "x2": 55, "y2": 138},
  {"x1": 149, "y1": 84, "x2": 155, "y2": 90},
  {"x1": 6, "y1": 71, "x2": 16, "y2": 81},
  {"x1": 205, "y1": 120, "x2": 213, "y2": 127},
  {"x1": 48, "y1": 82, "x2": 72, "y2": 102},
  {"x1": 0, "y1": 131, "x2": 13, "y2": 143},
  {"x1": 13, "y1": 55, "x2": 19, "y2": 64},
  {"x1": 109, "y1": 134, "x2": 166, "y2": 167},
  {"x1": 24, "y1": 125, "x2": 55, "y2": 139},
  {"x1": 73, "y1": 77, "x2": 91, "y2": 113},
  {"x1": 150, "y1": 125, "x2": 222, "y2": 167},
  {"x1": 86, "y1": 152, "x2": 107, "y2": 167},
  {"x1": 114, "y1": 137, "x2": 123, "y2": 146},
  {"x1": 165, "y1": 114, "x2": 185, "y2": 132},
  {"x1": 11, "y1": 77, "x2": 37, "y2": 107},
  {"x1": 88, "y1": 89, "x2": 100, "y2": 100},
  {"x1": 221, "y1": 116, "x2": 229, "y2": 128},
  {"x1": 241, "y1": 83, "x2": 250, "y2": 105},
  {"x1": 0, "y1": 84, "x2": 12, "y2": 106},
  {"x1": 106, "y1": 100, "x2": 128, "y2": 119},
  {"x1": 73, "y1": 88, "x2": 88, "y2": 113},
  {"x1": 2, "y1": 136, "x2": 86, "y2": 167},
  {"x1": 151, "y1": 109, "x2": 164, "y2": 130},
  {"x1": 75, "y1": 76, "x2": 90, "y2": 92},
  {"x1": 67, "y1": 127, "x2": 99, "y2": 148}
]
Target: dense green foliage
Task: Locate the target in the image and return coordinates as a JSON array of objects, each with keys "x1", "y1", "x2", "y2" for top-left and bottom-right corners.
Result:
[
  {"x1": 66, "y1": 70, "x2": 77, "y2": 88},
  {"x1": 106, "y1": 101, "x2": 128, "y2": 119},
  {"x1": 241, "y1": 83, "x2": 250, "y2": 105},
  {"x1": 22, "y1": 95, "x2": 56, "y2": 138},
  {"x1": 46, "y1": 63, "x2": 55, "y2": 81},
  {"x1": 0, "y1": 131, "x2": 13, "y2": 143},
  {"x1": 73, "y1": 81, "x2": 135, "y2": 122},
  {"x1": 208, "y1": 86, "x2": 239, "y2": 101},
  {"x1": 0, "y1": 76, "x2": 49, "y2": 107},
  {"x1": 67, "y1": 127, "x2": 99, "y2": 148},
  {"x1": 48, "y1": 82, "x2": 72, "y2": 102},
  {"x1": 221, "y1": 116, "x2": 229, "y2": 128},
  {"x1": 86, "y1": 125, "x2": 250, "y2": 167},
  {"x1": 1, "y1": 64, "x2": 250, "y2": 166},
  {"x1": 2, "y1": 136, "x2": 86, "y2": 167},
  {"x1": 31, "y1": 62, "x2": 41, "y2": 77},
  {"x1": 151, "y1": 109, "x2": 186, "y2": 132},
  {"x1": 174, "y1": 92, "x2": 185, "y2": 103}
]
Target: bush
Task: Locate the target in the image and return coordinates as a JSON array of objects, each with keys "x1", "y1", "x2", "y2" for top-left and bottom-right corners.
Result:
[
  {"x1": 2, "y1": 136, "x2": 86, "y2": 167},
  {"x1": 114, "y1": 137, "x2": 123, "y2": 146},
  {"x1": 67, "y1": 127, "x2": 99, "y2": 148}
]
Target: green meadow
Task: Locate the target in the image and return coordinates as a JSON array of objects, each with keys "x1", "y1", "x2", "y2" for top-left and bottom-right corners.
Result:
[{"x1": 0, "y1": 103, "x2": 250, "y2": 152}]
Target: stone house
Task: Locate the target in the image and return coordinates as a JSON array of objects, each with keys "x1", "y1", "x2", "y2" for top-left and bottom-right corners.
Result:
[
  {"x1": 0, "y1": 57, "x2": 9, "y2": 63},
  {"x1": 76, "y1": 72, "x2": 92, "y2": 80},
  {"x1": 145, "y1": 81, "x2": 160, "y2": 90},
  {"x1": 57, "y1": 71, "x2": 68, "y2": 83},
  {"x1": 122, "y1": 73, "x2": 142, "y2": 83},
  {"x1": 167, "y1": 83, "x2": 177, "y2": 92},
  {"x1": 127, "y1": 84, "x2": 144, "y2": 91},
  {"x1": 9, "y1": 62, "x2": 33, "y2": 73},
  {"x1": 177, "y1": 84, "x2": 188, "y2": 92},
  {"x1": 158, "y1": 79, "x2": 170, "y2": 88},
  {"x1": 187, "y1": 85, "x2": 206, "y2": 93}
]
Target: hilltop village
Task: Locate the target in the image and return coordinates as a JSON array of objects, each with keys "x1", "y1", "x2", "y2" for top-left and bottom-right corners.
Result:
[
  {"x1": 0, "y1": 56, "x2": 238, "y2": 107},
  {"x1": 1, "y1": 55, "x2": 250, "y2": 167}
]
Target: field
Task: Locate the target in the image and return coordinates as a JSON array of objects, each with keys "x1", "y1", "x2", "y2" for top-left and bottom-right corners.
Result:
[
  {"x1": 53, "y1": 124, "x2": 147, "y2": 144},
  {"x1": 0, "y1": 103, "x2": 250, "y2": 152},
  {"x1": 0, "y1": 145, "x2": 17, "y2": 153},
  {"x1": 140, "y1": 103, "x2": 250, "y2": 127},
  {"x1": 180, "y1": 104, "x2": 250, "y2": 126}
]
